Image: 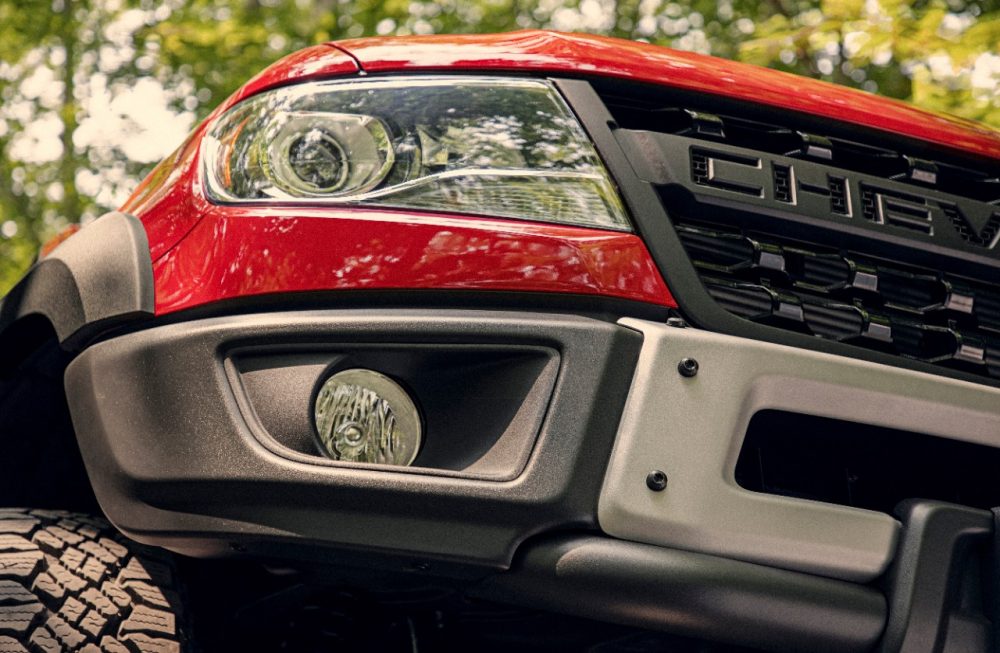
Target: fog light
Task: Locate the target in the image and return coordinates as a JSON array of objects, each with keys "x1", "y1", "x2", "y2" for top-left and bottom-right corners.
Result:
[{"x1": 313, "y1": 369, "x2": 422, "y2": 466}]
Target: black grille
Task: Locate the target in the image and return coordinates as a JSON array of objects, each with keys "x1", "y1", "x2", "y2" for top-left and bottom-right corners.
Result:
[
  {"x1": 679, "y1": 222, "x2": 1000, "y2": 379},
  {"x1": 585, "y1": 79, "x2": 1000, "y2": 384}
]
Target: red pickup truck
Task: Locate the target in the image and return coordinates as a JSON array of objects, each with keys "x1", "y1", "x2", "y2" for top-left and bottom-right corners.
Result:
[{"x1": 2, "y1": 30, "x2": 999, "y2": 653}]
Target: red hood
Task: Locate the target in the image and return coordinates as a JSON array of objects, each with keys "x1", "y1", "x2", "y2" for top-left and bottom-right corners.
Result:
[{"x1": 308, "y1": 30, "x2": 999, "y2": 161}]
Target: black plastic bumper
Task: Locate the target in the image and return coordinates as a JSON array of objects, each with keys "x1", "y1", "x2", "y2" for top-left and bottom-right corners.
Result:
[
  {"x1": 477, "y1": 535, "x2": 886, "y2": 653},
  {"x1": 64, "y1": 309, "x2": 641, "y2": 570}
]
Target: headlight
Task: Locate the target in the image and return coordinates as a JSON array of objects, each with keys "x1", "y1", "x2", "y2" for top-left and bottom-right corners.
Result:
[{"x1": 201, "y1": 77, "x2": 630, "y2": 230}]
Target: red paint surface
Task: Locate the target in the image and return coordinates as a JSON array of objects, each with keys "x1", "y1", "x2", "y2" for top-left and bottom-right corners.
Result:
[
  {"x1": 130, "y1": 30, "x2": 1000, "y2": 316},
  {"x1": 232, "y1": 44, "x2": 359, "y2": 105},
  {"x1": 331, "y1": 31, "x2": 1000, "y2": 161},
  {"x1": 122, "y1": 46, "x2": 358, "y2": 260},
  {"x1": 152, "y1": 206, "x2": 675, "y2": 315},
  {"x1": 121, "y1": 122, "x2": 213, "y2": 262}
]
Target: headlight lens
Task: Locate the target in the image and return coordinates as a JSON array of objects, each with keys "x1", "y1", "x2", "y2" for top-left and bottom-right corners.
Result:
[
  {"x1": 266, "y1": 112, "x2": 394, "y2": 196},
  {"x1": 202, "y1": 77, "x2": 630, "y2": 230}
]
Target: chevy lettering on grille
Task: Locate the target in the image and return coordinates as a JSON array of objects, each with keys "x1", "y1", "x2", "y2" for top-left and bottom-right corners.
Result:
[{"x1": 617, "y1": 129, "x2": 1000, "y2": 258}]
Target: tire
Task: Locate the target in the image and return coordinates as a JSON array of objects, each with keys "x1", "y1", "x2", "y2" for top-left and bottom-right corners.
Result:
[{"x1": 0, "y1": 509, "x2": 186, "y2": 653}]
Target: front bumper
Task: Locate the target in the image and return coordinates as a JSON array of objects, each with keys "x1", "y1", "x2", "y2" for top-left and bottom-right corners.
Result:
[
  {"x1": 66, "y1": 307, "x2": 1000, "y2": 651},
  {"x1": 65, "y1": 309, "x2": 640, "y2": 567}
]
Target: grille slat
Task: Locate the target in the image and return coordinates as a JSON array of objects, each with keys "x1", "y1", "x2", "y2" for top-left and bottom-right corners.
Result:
[
  {"x1": 977, "y1": 293, "x2": 1000, "y2": 333},
  {"x1": 704, "y1": 280, "x2": 776, "y2": 320},
  {"x1": 677, "y1": 226, "x2": 756, "y2": 271},
  {"x1": 682, "y1": 223, "x2": 1000, "y2": 380},
  {"x1": 878, "y1": 269, "x2": 948, "y2": 313},
  {"x1": 801, "y1": 302, "x2": 866, "y2": 341},
  {"x1": 785, "y1": 250, "x2": 852, "y2": 290}
]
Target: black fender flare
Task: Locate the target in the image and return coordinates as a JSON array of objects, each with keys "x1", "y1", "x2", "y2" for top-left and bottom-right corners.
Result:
[{"x1": 0, "y1": 212, "x2": 155, "y2": 360}]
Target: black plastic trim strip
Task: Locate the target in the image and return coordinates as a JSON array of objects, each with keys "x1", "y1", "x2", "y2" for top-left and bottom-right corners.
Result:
[
  {"x1": 555, "y1": 77, "x2": 1000, "y2": 388},
  {"x1": 100, "y1": 288, "x2": 672, "y2": 344},
  {"x1": 880, "y1": 500, "x2": 994, "y2": 653},
  {"x1": 0, "y1": 211, "x2": 154, "y2": 363},
  {"x1": 474, "y1": 534, "x2": 887, "y2": 653}
]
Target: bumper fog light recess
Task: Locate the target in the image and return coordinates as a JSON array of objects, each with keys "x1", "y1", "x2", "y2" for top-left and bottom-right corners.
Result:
[{"x1": 313, "y1": 369, "x2": 422, "y2": 466}]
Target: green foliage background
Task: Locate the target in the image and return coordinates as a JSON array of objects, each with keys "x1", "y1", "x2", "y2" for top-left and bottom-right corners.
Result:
[{"x1": 1, "y1": 0, "x2": 998, "y2": 294}]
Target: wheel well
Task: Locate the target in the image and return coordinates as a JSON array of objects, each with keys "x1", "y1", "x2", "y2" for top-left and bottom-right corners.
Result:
[
  {"x1": 0, "y1": 317, "x2": 99, "y2": 513},
  {"x1": 0, "y1": 313, "x2": 63, "y2": 375}
]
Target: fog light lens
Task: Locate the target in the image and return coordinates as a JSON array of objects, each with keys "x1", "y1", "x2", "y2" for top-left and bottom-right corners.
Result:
[{"x1": 313, "y1": 369, "x2": 422, "y2": 466}]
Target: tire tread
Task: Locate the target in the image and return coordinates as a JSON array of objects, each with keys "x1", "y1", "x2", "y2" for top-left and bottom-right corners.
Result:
[{"x1": 0, "y1": 511, "x2": 184, "y2": 652}]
